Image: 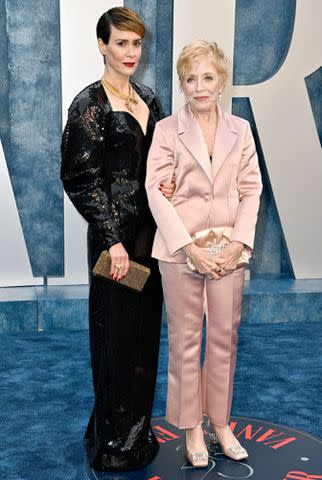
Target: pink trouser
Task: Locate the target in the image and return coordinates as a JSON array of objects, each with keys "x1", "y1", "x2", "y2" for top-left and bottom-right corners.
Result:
[{"x1": 158, "y1": 261, "x2": 245, "y2": 429}]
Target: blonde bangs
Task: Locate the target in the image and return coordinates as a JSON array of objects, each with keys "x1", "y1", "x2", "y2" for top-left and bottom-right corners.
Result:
[{"x1": 177, "y1": 40, "x2": 228, "y2": 87}]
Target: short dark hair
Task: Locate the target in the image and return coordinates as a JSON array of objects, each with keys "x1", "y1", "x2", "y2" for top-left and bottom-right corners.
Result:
[{"x1": 96, "y1": 7, "x2": 145, "y2": 45}]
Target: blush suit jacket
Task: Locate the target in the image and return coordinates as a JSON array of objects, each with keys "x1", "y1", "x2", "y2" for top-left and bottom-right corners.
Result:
[{"x1": 145, "y1": 104, "x2": 262, "y2": 264}]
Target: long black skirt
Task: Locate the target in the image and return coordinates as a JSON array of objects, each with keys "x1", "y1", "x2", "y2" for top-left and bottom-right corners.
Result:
[{"x1": 84, "y1": 255, "x2": 163, "y2": 471}]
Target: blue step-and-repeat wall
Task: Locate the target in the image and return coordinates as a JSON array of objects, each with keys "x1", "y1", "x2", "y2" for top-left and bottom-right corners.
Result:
[{"x1": 0, "y1": 0, "x2": 321, "y2": 288}]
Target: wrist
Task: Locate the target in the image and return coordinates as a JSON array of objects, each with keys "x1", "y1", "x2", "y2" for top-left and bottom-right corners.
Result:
[
  {"x1": 183, "y1": 242, "x2": 194, "y2": 256},
  {"x1": 229, "y1": 241, "x2": 244, "y2": 254},
  {"x1": 109, "y1": 242, "x2": 124, "y2": 254}
]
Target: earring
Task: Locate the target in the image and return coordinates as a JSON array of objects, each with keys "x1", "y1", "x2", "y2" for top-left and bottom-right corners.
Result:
[{"x1": 218, "y1": 92, "x2": 223, "y2": 100}]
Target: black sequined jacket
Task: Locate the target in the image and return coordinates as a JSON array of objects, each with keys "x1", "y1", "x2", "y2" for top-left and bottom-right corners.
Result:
[{"x1": 61, "y1": 80, "x2": 160, "y2": 265}]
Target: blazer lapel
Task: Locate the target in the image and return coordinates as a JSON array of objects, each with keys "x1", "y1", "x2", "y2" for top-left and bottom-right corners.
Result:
[
  {"x1": 178, "y1": 105, "x2": 213, "y2": 182},
  {"x1": 212, "y1": 105, "x2": 237, "y2": 180}
]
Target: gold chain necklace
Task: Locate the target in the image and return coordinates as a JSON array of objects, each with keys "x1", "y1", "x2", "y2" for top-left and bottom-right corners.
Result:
[{"x1": 101, "y1": 78, "x2": 138, "y2": 113}]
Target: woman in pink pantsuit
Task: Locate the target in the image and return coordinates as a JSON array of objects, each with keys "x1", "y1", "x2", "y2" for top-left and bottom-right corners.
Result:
[{"x1": 146, "y1": 41, "x2": 262, "y2": 467}]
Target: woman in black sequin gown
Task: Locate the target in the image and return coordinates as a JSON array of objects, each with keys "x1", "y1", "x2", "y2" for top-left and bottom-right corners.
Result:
[{"x1": 60, "y1": 8, "x2": 173, "y2": 471}]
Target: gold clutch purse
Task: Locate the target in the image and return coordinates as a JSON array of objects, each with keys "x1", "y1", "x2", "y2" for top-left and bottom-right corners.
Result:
[
  {"x1": 186, "y1": 226, "x2": 250, "y2": 273},
  {"x1": 93, "y1": 250, "x2": 151, "y2": 292}
]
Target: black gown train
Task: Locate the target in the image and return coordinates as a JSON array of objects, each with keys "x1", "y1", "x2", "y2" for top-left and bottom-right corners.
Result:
[{"x1": 61, "y1": 80, "x2": 163, "y2": 471}]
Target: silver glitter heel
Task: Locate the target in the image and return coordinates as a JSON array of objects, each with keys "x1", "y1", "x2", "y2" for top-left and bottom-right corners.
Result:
[{"x1": 209, "y1": 432, "x2": 220, "y2": 444}]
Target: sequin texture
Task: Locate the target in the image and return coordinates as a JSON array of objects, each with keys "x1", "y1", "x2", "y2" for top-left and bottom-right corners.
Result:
[{"x1": 61, "y1": 81, "x2": 163, "y2": 471}]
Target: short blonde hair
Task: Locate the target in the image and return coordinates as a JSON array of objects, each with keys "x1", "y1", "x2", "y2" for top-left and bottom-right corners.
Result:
[{"x1": 176, "y1": 40, "x2": 228, "y2": 88}]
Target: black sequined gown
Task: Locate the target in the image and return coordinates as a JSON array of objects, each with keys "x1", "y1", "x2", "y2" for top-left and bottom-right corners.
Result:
[{"x1": 61, "y1": 81, "x2": 163, "y2": 471}]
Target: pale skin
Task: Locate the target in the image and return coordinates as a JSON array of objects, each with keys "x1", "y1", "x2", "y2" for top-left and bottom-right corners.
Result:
[
  {"x1": 98, "y1": 25, "x2": 175, "y2": 281},
  {"x1": 180, "y1": 56, "x2": 247, "y2": 457}
]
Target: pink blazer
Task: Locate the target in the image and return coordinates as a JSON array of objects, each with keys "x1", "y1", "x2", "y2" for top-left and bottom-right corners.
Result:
[{"x1": 145, "y1": 104, "x2": 262, "y2": 263}]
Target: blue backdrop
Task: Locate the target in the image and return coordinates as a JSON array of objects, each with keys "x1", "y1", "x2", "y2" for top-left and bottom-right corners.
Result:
[{"x1": 0, "y1": 0, "x2": 321, "y2": 282}]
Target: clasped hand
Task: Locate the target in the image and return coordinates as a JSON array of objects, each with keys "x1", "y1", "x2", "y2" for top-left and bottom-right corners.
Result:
[
  {"x1": 213, "y1": 241, "x2": 244, "y2": 274},
  {"x1": 184, "y1": 241, "x2": 244, "y2": 279}
]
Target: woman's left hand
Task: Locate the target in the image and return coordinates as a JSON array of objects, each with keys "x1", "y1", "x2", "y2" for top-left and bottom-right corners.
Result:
[
  {"x1": 159, "y1": 174, "x2": 176, "y2": 199},
  {"x1": 212, "y1": 241, "x2": 244, "y2": 275}
]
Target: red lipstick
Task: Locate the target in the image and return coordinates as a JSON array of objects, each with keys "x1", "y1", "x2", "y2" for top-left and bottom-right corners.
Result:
[{"x1": 123, "y1": 62, "x2": 135, "y2": 68}]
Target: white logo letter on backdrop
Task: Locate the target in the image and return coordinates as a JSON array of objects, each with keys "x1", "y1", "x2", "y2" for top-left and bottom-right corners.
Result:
[
  {"x1": 232, "y1": 0, "x2": 322, "y2": 278},
  {"x1": 0, "y1": 140, "x2": 43, "y2": 286}
]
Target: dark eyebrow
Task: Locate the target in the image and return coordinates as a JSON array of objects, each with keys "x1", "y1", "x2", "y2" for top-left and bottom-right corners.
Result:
[{"x1": 115, "y1": 38, "x2": 141, "y2": 42}]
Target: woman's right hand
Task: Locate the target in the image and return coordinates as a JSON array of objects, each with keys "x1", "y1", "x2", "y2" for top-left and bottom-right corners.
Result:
[
  {"x1": 109, "y1": 242, "x2": 129, "y2": 281},
  {"x1": 183, "y1": 243, "x2": 221, "y2": 280},
  {"x1": 159, "y1": 174, "x2": 176, "y2": 199}
]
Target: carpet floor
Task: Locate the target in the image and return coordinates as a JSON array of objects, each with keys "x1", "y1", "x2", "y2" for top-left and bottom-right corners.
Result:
[{"x1": 0, "y1": 321, "x2": 321, "y2": 480}]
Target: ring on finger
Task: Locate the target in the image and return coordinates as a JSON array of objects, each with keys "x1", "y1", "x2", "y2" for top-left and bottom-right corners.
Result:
[{"x1": 115, "y1": 263, "x2": 122, "y2": 270}]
